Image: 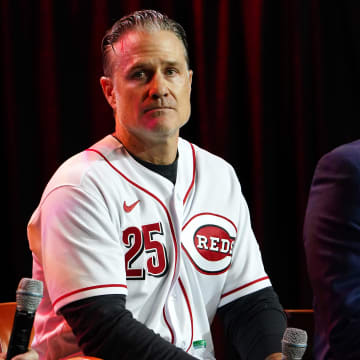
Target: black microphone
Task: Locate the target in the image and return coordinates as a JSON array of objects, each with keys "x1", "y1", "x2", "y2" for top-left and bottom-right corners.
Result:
[
  {"x1": 281, "y1": 327, "x2": 308, "y2": 360},
  {"x1": 6, "y1": 278, "x2": 43, "y2": 360}
]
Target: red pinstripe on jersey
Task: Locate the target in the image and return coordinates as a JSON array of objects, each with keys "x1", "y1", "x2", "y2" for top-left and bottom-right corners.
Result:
[
  {"x1": 178, "y1": 277, "x2": 194, "y2": 352},
  {"x1": 183, "y1": 142, "x2": 196, "y2": 205},
  {"x1": 84, "y1": 147, "x2": 194, "y2": 344},
  {"x1": 220, "y1": 276, "x2": 270, "y2": 299},
  {"x1": 53, "y1": 284, "x2": 127, "y2": 308},
  {"x1": 162, "y1": 307, "x2": 175, "y2": 344}
]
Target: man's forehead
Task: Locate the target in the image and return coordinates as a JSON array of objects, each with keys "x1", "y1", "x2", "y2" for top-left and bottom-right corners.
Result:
[
  {"x1": 110, "y1": 30, "x2": 187, "y2": 69},
  {"x1": 114, "y1": 29, "x2": 183, "y2": 49}
]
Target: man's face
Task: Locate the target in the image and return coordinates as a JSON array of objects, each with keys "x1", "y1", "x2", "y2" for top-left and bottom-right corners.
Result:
[{"x1": 102, "y1": 30, "x2": 193, "y2": 143}]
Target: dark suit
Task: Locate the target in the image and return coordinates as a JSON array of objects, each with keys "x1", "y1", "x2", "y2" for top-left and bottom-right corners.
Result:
[{"x1": 304, "y1": 140, "x2": 360, "y2": 359}]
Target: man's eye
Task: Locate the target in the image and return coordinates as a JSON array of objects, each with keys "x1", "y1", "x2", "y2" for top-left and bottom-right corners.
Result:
[
  {"x1": 166, "y1": 68, "x2": 178, "y2": 76},
  {"x1": 132, "y1": 71, "x2": 146, "y2": 80}
]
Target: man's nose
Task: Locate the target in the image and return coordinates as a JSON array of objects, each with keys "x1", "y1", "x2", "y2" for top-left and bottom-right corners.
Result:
[{"x1": 149, "y1": 73, "x2": 169, "y2": 99}]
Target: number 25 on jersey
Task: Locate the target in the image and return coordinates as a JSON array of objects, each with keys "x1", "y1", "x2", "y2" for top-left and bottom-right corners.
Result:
[{"x1": 123, "y1": 222, "x2": 168, "y2": 280}]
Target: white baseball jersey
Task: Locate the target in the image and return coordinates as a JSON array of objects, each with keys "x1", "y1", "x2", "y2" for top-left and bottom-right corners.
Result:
[{"x1": 28, "y1": 135, "x2": 271, "y2": 359}]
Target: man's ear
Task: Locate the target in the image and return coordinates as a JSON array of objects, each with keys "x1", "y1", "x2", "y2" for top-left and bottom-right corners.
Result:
[
  {"x1": 100, "y1": 76, "x2": 116, "y2": 109},
  {"x1": 188, "y1": 70, "x2": 193, "y2": 90}
]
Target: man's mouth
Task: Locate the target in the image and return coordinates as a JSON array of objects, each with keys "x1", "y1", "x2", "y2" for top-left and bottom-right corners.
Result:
[{"x1": 144, "y1": 106, "x2": 175, "y2": 113}]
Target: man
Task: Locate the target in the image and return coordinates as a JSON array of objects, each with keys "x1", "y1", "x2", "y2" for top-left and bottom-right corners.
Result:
[
  {"x1": 28, "y1": 10, "x2": 286, "y2": 360},
  {"x1": 304, "y1": 140, "x2": 360, "y2": 359}
]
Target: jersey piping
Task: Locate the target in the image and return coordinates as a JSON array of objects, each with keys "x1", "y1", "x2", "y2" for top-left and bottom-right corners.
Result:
[
  {"x1": 183, "y1": 142, "x2": 196, "y2": 205},
  {"x1": 221, "y1": 276, "x2": 270, "y2": 299},
  {"x1": 84, "y1": 146, "x2": 195, "y2": 345},
  {"x1": 178, "y1": 277, "x2": 194, "y2": 352},
  {"x1": 162, "y1": 307, "x2": 175, "y2": 344},
  {"x1": 53, "y1": 284, "x2": 127, "y2": 308}
]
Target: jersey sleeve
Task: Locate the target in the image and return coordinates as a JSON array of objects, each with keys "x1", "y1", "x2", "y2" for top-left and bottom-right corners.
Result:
[
  {"x1": 219, "y1": 179, "x2": 271, "y2": 307},
  {"x1": 29, "y1": 185, "x2": 128, "y2": 313}
]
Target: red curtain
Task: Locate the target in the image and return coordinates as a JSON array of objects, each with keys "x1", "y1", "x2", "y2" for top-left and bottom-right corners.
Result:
[{"x1": 2, "y1": 0, "x2": 360, "y2": 310}]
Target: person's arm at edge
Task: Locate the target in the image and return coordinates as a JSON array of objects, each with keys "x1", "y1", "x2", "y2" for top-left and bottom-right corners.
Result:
[
  {"x1": 304, "y1": 145, "x2": 360, "y2": 357},
  {"x1": 217, "y1": 286, "x2": 286, "y2": 360}
]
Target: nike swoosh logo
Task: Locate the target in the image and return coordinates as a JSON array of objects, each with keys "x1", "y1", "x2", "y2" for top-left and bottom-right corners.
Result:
[{"x1": 123, "y1": 200, "x2": 140, "y2": 213}]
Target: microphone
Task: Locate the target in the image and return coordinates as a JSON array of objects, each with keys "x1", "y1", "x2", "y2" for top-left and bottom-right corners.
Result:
[
  {"x1": 281, "y1": 327, "x2": 308, "y2": 360},
  {"x1": 6, "y1": 278, "x2": 43, "y2": 360}
]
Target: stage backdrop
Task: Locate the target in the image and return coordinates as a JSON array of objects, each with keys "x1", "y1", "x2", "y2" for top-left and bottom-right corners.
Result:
[{"x1": 1, "y1": 0, "x2": 360, "y2": 309}]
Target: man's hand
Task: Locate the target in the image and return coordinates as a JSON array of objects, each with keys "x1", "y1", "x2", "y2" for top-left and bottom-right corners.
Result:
[
  {"x1": 0, "y1": 349, "x2": 39, "y2": 360},
  {"x1": 265, "y1": 352, "x2": 283, "y2": 360}
]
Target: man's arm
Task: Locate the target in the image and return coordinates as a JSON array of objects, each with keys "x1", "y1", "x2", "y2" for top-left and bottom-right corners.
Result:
[
  {"x1": 61, "y1": 294, "x2": 197, "y2": 360},
  {"x1": 304, "y1": 144, "x2": 360, "y2": 357},
  {"x1": 217, "y1": 286, "x2": 286, "y2": 360}
]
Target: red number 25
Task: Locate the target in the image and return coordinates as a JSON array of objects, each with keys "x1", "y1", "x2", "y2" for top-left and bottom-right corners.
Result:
[{"x1": 122, "y1": 222, "x2": 168, "y2": 279}]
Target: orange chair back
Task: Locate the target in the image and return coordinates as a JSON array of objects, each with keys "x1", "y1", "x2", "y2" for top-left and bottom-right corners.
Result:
[
  {"x1": 0, "y1": 302, "x2": 35, "y2": 354},
  {"x1": 0, "y1": 302, "x2": 16, "y2": 353},
  {"x1": 0, "y1": 303, "x2": 103, "y2": 358},
  {"x1": 285, "y1": 309, "x2": 314, "y2": 360}
]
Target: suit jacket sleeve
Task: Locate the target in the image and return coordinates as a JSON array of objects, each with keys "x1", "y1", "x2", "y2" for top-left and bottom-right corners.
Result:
[{"x1": 304, "y1": 143, "x2": 360, "y2": 359}]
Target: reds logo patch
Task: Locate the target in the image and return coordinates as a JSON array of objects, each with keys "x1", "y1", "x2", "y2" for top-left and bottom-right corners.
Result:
[
  {"x1": 194, "y1": 225, "x2": 234, "y2": 261},
  {"x1": 182, "y1": 213, "x2": 237, "y2": 274}
]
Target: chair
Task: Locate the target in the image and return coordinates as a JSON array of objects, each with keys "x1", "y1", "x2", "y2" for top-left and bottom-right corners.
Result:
[
  {"x1": 0, "y1": 302, "x2": 21, "y2": 354},
  {"x1": 0, "y1": 302, "x2": 101, "y2": 359}
]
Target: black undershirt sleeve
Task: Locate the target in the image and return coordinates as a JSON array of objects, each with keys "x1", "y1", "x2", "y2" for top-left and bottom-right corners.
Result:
[
  {"x1": 217, "y1": 286, "x2": 287, "y2": 359},
  {"x1": 60, "y1": 294, "x2": 197, "y2": 360}
]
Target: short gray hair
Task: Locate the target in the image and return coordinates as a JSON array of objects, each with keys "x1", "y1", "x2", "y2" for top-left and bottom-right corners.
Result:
[{"x1": 101, "y1": 9, "x2": 190, "y2": 76}]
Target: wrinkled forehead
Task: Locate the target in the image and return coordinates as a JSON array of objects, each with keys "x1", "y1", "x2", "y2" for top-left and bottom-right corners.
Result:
[{"x1": 108, "y1": 30, "x2": 189, "y2": 73}]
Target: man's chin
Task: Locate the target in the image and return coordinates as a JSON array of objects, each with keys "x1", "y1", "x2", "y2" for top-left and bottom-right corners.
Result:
[
  {"x1": 138, "y1": 113, "x2": 188, "y2": 140},
  {"x1": 143, "y1": 116, "x2": 180, "y2": 134}
]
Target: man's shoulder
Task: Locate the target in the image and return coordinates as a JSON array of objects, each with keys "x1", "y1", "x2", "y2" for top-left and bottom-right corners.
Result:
[
  {"x1": 43, "y1": 135, "x2": 123, "y2": 195},
  {"x1": 317, "y1": 139, "x2": 360, "y2": 175},
  {"x1": 328, "y1": 139, "x2": 360, "y2": 157},
  {"x1": 321, "y1": 139, "x2": 360, "y2": 162}
]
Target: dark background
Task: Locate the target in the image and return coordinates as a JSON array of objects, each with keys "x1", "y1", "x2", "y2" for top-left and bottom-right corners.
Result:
[{"x1": 1, "y1": 0, "x2": 360, "y2": 311}]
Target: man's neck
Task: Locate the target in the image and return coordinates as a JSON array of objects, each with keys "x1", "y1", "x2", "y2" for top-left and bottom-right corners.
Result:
[{"x1": 114, "y1": 130, "x2": 179, "y2": 165}]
